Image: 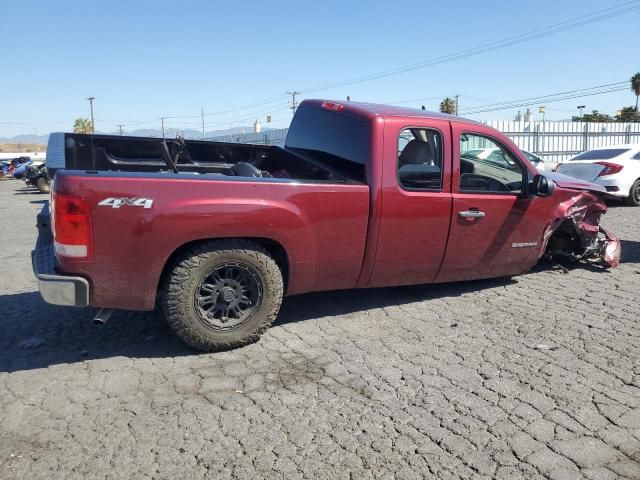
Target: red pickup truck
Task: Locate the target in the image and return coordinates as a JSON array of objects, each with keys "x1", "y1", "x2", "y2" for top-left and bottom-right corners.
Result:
[{"x1": 33, "y1": 100, "x2": 620, "y2": 351}]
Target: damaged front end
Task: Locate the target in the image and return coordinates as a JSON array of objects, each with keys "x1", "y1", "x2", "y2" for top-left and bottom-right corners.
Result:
[{"x1": 543, "y1": 192, "x2": 621, "y2": 268}]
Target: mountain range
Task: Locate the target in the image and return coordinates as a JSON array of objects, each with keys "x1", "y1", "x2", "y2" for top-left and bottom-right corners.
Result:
[{"x1": 0, "y1": 126, "x2": 278, "y2": 144}]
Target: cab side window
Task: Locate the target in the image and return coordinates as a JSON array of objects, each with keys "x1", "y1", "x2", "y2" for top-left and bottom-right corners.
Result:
[
  {"x1": 397, "y1": 128, "x2": 443, "y2": 190},
  {"x1": 459, "y1": 134, "x2": 524, "y2": 193}
]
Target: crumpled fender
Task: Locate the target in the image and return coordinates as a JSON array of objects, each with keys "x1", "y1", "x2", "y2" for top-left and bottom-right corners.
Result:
[{"x1": 542, "y1": 191, "x2": 621, "y2": 267}]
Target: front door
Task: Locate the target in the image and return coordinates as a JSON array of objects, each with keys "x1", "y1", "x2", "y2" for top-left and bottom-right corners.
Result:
[{"x1": 436, "y1": 126, "x2": 547, "y2": 283}]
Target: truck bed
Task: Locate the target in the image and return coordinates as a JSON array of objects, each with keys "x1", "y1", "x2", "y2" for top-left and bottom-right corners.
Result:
[{"x1": 47, "y1": 133, "x2": 358, "y2": 183}]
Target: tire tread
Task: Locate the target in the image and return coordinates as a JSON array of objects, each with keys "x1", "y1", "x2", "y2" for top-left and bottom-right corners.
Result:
[{"x1": 161, "y1": 239, "x2": 283, "y2": 351}]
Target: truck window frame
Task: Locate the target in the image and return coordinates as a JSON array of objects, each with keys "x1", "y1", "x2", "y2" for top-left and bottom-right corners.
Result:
[
  {"x1": 396, "y1": 126, "x2": 445, "y2": 192},
  {"x1": 457, "y1": 131, "x2": 528, "y2": 196}
]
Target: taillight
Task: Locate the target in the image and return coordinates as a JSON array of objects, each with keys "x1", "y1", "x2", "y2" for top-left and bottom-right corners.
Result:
[
  {"x1": 595, "y1": 161, "x2": 623, "y2": 177},
  {"x1": 320, "y1": 101, "x2": 344, "y2": 112},
  {"x1": 52, "y1": 192, "x2": 93, "y2": 258}
]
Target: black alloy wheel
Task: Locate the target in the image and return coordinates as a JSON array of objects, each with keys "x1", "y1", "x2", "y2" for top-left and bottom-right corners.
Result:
[{"x1": 194, "y1": 262, "x2": 262, "y2": 330}]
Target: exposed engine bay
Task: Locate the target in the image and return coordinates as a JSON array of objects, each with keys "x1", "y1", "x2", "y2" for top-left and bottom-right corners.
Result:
[{"x1": 543, "y1": 191, "x2": 621, "y2": 268}]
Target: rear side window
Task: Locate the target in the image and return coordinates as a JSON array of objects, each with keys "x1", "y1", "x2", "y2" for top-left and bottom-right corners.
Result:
[
  {"x1": 633, "y1": 151, "x2": 640, "y2": 160},
  {"x1": 571, "y1": 149, "x2": 629, "y2": 160},
  {"x1": 397, "y1": 128, "x2": 443, "y2": 190},
  {"x1": 285, "y1": 106, "x2": 369, "y2": 181}
]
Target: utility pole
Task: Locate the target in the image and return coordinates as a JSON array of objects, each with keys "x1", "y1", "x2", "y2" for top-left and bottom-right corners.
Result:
[
  {"x1": 159, "y1": 117, "x2": 167, "y2": 138},
  {"x1": 286, "y1": 91, "x2": 301, "y2": 115},
  {"x1": 577, "y1": 105, "x2": 586, "y2": 121},
  {"x1": 117, "y1": 124, "x2": 124, "y2": 136},
  {"x1": 454, "y1": 95, "x2": 460, "y2": 116},
  {"x1": 87, "y1": 96, "x2": 95, "y2": 133},
  {"x1": 201, "y1": 107, "x2": 205, "y2": 139}
]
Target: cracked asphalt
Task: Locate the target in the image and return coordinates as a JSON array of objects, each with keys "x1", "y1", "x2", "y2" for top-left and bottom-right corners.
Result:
[{"x1": 1, "y1": 178, "x2": 639, "y2": 480}]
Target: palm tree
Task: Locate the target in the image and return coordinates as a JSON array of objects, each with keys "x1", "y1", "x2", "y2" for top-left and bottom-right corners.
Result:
[
  {"x1": 440, "y1": 97, "x2": 456, "y2": 115},
  {"x1": 632, "y1": 73, "x2": 640, "y2": 111},
  {"x1": 73, "y1": 118, "x2": 93, "y2": 134}
]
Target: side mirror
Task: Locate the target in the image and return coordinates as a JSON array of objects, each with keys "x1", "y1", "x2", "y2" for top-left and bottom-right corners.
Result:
[{"x1": 531, "y1": 174, "x2": 555, "y2": 197}]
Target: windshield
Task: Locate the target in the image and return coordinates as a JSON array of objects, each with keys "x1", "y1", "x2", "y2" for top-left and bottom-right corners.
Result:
[{"x1": 571, "y1": 148, "x2": 629, "y2": 161}]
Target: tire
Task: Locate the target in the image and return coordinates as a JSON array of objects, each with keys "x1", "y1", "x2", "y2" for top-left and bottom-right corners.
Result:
[
  {"x1": 160, "y1": 239, "x2": 284, "y2": 352},
  {"x1": 36, "y1": 177, "x2": 50, "y2": 194},
  {"x1": 624, "y1": 179, "x2": 640, "y2": 206}
]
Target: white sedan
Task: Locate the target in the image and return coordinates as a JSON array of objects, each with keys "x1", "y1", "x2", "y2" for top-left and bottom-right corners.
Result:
[
  {"x1": 555, "y1": 144, "x2": 640, "y2": 206},
  {"x1": 520, "y1": 150, "x2": 546, "y2": 172},
  {"x1": 462, "y1": 147, "x2": 547, "y2": 171}
]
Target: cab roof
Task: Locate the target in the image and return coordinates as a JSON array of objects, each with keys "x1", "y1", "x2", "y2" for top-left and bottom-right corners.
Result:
[{"x1": 301, "y1": 99, "x2": 484, "y2": 127}]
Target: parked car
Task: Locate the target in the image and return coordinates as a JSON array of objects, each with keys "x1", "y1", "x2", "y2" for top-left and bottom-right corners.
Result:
[
  {"x1": 555, "y1": 144, "x2": 640, "y2": 206},
  {"x1": 521, "y1": 150, "x2": 546, "y2": 171},
  {"x1": 11, "y1": 158, "x2": 33, "y2": 180},
  {"x1": 32, "y1": 100, "x2": 620, "y2": 351},
  {"x1": 462, "y1": 147, "x2": 546, "y2": 172},
  {"x1": 0, "y1": 157, "x2": 31, "y2": 179}
]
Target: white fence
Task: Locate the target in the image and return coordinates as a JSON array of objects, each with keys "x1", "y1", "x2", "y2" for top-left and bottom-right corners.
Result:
[
  {"x1": 211, "y1": 121, "x2": 640, "y2": 163},
  {"x1": 485, "y1": 121, "x2": 640, "y2": 163}
]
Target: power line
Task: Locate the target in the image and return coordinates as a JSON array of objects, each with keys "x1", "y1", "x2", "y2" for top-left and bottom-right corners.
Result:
[
  {"x1": 100, "y1": 98, "x2": 289, "y2": 129},
  {"x1": 383, "y1": 96, "x2": 443, "y2": 105},
  {"x1": 461, "y1": 86, "x2": 628, "y2": 115},
  {"x1": 460, "y1": 81, "x2": 627, "y2": 112},
  {"x1": 371, "y1": 81, "x2": 629, "y2": 114},
  {"x1": 460, "y1": 83, "x2": 628, "y2": 114},
  {"x1": 0, "y1": 80, "x2": 630, "y2": 133},
  {"x1": 299, "y1": 1, "x2": 640, "y2": 94},
  {"x1": 159, "y1": 96, "x2": 287, "y2": 120}
]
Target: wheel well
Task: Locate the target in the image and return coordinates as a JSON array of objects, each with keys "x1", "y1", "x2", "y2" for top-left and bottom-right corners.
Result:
[{"x1": 157, "y1": 237, "x2": 290, "y2": 296}]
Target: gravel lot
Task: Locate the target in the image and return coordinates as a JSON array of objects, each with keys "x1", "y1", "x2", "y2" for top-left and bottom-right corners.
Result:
[{"x1": 0, "y1": 178, "x2": 639, "y2": 480}]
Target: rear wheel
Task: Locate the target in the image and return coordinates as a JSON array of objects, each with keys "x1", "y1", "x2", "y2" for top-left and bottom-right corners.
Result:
[
  {"x1": 161, "y1": 240, "x2": 284, "y2": 351},
  {"x1": 625, "y1": 179, "x2": 640, "y2": 206},
  {"x1": 36, "y1": 177, "x2": 50, "y2": 194}
]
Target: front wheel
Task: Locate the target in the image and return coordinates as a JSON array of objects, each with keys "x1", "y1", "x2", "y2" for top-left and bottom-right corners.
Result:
[
  {"x1": 624, "y1": 179, "x2": 640, "y2": 206},
  {"x1": 36, "y1": 177, "x2": 50, "y2": 194},
  {"x1": 161, "y1": 240, "x2": 284, "y2": 351}
]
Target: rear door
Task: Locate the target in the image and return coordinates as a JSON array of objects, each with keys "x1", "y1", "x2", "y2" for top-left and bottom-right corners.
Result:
[
  {"x1": 368, "y1": 118, "x2": 453, "y2": 287},
  {"x1": 436, "y1": 125, "x2": 548, "y2": 283}
]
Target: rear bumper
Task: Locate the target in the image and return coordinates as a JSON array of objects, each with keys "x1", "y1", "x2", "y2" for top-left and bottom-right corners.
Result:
[
  {"x1": 593, "y1": 177, "x2": 632, "y2": 198},
  {"x1": 31, "y1": 204, "x2": 90, "y2": 307}
]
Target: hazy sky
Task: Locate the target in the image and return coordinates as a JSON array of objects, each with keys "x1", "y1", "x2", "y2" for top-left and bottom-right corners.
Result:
[{"x1": 1, "y1": 0, "x2": 639, "y2": 137}]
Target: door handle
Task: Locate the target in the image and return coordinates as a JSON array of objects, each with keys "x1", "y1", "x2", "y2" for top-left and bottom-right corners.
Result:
[{"x1": 458, "y1": 210, "x2": 486, "y2": 218}]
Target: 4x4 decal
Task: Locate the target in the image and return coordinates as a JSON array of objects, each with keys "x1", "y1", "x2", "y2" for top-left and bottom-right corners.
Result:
[{"x1": 98, "y1": 197, "x2": 154, "y2": 209}]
